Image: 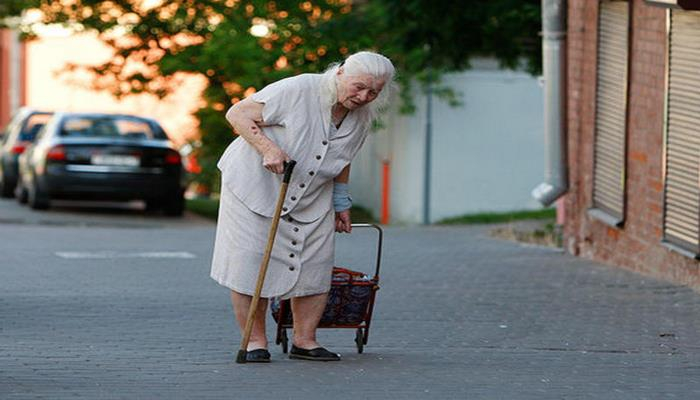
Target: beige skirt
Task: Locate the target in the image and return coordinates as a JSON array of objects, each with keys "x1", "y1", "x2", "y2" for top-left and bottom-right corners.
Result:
[{"x1": 210, "y1": 183, "x2": 335, "y2": 299}]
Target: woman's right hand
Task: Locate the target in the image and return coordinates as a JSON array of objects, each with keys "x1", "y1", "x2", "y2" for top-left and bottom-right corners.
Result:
[{"x1": 262, "y1": 145, "x2": 290, "y2": 174}]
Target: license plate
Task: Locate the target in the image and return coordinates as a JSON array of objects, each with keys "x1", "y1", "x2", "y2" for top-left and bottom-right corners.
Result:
[{"x1": 91, "y1": 154, "x2": 140, "y2": 167}]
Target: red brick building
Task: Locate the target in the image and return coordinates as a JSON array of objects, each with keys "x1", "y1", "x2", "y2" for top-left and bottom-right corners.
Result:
[
  {"x1": 0, "y1": 29, "x2": 26, "y2": 128},
  {"x1": 565, "y1": 0, "x2": 700, "y2": 288}
]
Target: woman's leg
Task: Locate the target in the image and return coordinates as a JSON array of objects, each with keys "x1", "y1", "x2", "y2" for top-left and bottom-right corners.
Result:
[
  {"x1": 230, "y1": 290, "x2": 269, "y2": 350},
  {"x1": 290, "y1": 292, "x2": 328, "y2": 349}
]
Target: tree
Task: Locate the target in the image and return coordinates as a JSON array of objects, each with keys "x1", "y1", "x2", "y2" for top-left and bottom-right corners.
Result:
[
  {"x1": 365, "y1": 0, "x2": 541, "y2": 111},
  {"x1": 0, "y1": 0, "x2": 35, "y2": 22},
  {"x1": 2, "y1": 0, "x2": 540, "y2": 190}
]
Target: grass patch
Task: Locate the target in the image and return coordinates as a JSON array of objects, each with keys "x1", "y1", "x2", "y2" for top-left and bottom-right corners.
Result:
[
  {"x1": 187, "y1": 197, "x2": 376, "y2": 223},
  {"x1": 349, "y1": 205, "x2": 376, "y2": 224},
  {"x1": 186, "y1": 198, "x2": 219, "y2": 220},
  {"x1": 438, "y1": 208, "x2": 556, "y2": 225},
  {"x1": 490, "y1": 222, "x2": 563, "y2": 248}
]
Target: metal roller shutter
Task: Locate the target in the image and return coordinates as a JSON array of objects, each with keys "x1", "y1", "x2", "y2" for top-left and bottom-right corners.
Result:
[
  {"x1": 664, "y1": 10, "x2": 700, "y2": 254},
  {"x1": 592, "y1": 0, "x2": 629, "y2": 224}
]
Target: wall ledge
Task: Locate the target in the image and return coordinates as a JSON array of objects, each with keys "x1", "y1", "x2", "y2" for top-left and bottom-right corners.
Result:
[
  {"x1": 587, "y1": 208, "x2": 624, "y2": 228},
  {"x1": 645, "y1": 0, "x2": 700, "y2": 10}
]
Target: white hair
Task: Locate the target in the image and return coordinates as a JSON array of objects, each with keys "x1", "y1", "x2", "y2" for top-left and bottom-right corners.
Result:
[{"x1": 319, "y1": 51, "x2": 397, "y2": 126}]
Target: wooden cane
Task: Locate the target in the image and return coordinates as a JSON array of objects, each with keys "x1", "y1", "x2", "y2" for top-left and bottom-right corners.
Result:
[{"x1": 236, "y1": 160, "x2": 296, "y2": 364}]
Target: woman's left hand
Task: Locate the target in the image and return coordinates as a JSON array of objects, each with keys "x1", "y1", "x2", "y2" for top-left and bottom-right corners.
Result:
[{"x1": 335, "y1": 210, "x2": 352, "y2": 233}]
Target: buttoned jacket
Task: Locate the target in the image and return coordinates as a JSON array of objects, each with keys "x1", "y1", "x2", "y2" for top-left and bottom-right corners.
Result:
[{"x1": 217, "y1": 73, "x2": 371, "y2": 222}]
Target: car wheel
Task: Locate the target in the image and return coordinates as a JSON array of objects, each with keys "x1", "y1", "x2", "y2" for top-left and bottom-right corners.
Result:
[
  {"x1": 0, "y1": 172, "x2": 13, "y2": 198},
  {"x1": 163, "y1": 193, "x2": 185, "y2": 217},
  {"x1": 145, "y1": 198, "x2": 162, "y2": 213},
  {"x1": 15, "y1": 182, "x2": 28, "y2": 204},
  {"x1": 28, "y1": 179, "x2": 50, "y2": 210}
]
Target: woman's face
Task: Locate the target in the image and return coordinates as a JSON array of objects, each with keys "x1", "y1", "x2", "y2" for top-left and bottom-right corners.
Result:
[{"x1": 336, "y1": 70, "x2": 386, "y2": 110}]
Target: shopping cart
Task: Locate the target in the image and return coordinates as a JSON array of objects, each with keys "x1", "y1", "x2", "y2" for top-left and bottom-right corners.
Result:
[{"x1": 270, "y1": 223, "x2": 383, "y2": 354}]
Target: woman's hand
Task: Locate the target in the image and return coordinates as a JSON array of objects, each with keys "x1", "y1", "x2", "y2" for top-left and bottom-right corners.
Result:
[
  {"x1": 335, "y1": 210, "x2": 352, "y2": 233},
  {"x1": 262, "y1": 145, "x2": 290, "y2": 174}
]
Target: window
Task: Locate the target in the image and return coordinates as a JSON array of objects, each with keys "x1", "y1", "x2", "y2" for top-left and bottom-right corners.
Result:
[
  {"x1": 590, "y1": 0, "x2": 630, "y2": 226},
  {"x1": 59, "y1": 116, "x2": 162, "y2": 140},
  {"x1": 19, "y1": 113, "x2": 52, "y2": 142},
  {"x1": 663, "y1": 9, "x2": 700, "y2": 255}
]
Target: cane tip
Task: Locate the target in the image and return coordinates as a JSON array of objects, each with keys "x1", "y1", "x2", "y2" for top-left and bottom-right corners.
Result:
[{"x1": 236, "y1": 349, "x2": 248, "y2": 364}]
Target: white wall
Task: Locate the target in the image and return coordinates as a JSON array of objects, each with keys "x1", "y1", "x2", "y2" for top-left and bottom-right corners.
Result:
[
  {"x1": 350, "y1": 59, "x2": 545, "y2": 224},
  {"x1": 9, "y1": 30, "x2": 21, "y2": 116},
  {"x1": 26, "y1": 33, "x2": 206, "y2": 145}
]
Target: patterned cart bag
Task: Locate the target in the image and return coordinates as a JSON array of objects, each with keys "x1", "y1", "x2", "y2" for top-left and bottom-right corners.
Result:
[
  {"x1": 272, "y1": 223, "x2": 383, "y2": 354},
  {"x1": 271, "y1": 267, "x2": 378, "y2": 325}
]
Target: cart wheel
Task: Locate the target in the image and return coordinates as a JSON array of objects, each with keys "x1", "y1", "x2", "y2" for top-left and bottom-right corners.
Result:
[
  {"x1": 280, "y1": 329, "x2": 289, "y2": 354},
  {"x1": 355, "y1": 328, "x2": 364, "y2": 354}
]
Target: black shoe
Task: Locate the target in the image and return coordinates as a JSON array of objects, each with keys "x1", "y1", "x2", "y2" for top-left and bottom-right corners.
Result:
[
  {"x1": 289, "y1": 345, "x2": 341, "y2": 361},
  {"x1": 245, "y1": 348, "x2": 271, "y2": 363}
]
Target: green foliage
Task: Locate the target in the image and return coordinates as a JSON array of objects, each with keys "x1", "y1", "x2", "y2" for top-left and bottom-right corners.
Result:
[
  {"x1": 3, "y1": 0, "x2": 541, "y2": 190},
  {"x1": 194, "y1": 105, "x2": 231, "y2": 194},
  {"x1": 438, "y1": 208, "x2": 556, "y2": 225},
  {"x1": 186, "y1": 197, "x2": 220, "y2": 220},
  {"x1": 359, "y1": 0, "x2": 541, "y2": 111},
  {"x1": 0, "y1": 0, "x2": 39, "y2": 26},
  {"x1": 347, "y1": 204, "x2": 375, "y2": 224},
  {"x1": 186, "y1": 196, "x2": 375, "y2": 223}
]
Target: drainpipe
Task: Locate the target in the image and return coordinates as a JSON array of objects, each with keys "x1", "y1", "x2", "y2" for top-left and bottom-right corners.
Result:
[
  {"x1": 532, "y1": 0, "x2": 568, "y2": 206},
  {"x1": 423, "y1": 64, "x2": 433, "y2": 225}
]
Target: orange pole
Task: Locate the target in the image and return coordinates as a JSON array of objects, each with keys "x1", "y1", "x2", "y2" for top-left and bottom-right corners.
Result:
[
  {"x1": 381, "y1": 160, "x2": 390, "y2": 225},
  {"x1": 20, "y1": 38, "x2": 27, "y2": 107},
  {"x1": 0, "y1": 30, "x2": 10, "y2": 127}
]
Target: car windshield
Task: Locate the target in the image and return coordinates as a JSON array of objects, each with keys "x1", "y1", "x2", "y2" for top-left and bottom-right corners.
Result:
[
  {"x1": 20, "y1": 113, "x2": 52, "y2": 142},
  {"x1": 59, "y1": 116, "x2": 162, "y2": 140}
]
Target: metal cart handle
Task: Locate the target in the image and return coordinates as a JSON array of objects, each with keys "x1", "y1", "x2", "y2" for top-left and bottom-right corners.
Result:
[{"x1": 350, "y1": 223, "x2": 383, "y2": 279}]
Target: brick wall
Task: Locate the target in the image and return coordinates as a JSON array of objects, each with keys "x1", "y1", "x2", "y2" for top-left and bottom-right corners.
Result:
[
  {"x1": 0, "y1": 29, "x2": 10, "y2": 128},
  {"x1": 0, "y1": 29, "x2": 26, "y2": 129},
  {"x1": 565, "y1": 0, "x2": 700, "y2": 289}
]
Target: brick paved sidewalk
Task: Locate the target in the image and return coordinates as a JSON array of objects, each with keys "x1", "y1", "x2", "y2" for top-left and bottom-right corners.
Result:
[{"x1": 2, "y1": 222, "x2": 700, "y2": 399}]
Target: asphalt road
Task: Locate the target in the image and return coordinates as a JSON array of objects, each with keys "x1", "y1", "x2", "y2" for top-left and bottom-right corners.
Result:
[{"x1": 2, "y1": 197, "x2": 700, "y2": 399}]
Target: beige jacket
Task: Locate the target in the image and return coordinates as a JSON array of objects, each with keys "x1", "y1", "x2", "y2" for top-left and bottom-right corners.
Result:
[{"x1": 217, "y1": 73, "x2": 371, "y2": 222}]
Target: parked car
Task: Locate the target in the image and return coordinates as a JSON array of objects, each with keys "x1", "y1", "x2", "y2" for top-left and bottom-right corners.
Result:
[
  {"x1": 17, "y1": 112, "x2": 186, "y2": 215},
  {"x1": 0, "y1": 108, "x2": 53, "y2": 197}
]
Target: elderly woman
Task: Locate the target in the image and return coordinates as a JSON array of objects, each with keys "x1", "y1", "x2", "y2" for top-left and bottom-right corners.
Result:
[{"x1": 211, "y1": 51, "x2": 395, "y2": 362}]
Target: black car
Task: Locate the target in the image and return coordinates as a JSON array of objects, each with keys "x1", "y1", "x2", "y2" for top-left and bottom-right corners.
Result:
[
  {"x1": 0, "y1": 108, "x2": 53, "y2": 197},
  {"x1": 17, "y1": 112, "x2": 186, "y2": 215}
]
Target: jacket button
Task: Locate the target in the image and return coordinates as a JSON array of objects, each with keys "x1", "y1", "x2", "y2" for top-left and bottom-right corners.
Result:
[
  {"x1": 300, "y1": 183, "x2": 306, "y2": 188},
  {"x1": 291, "y1": 196, "x2": 297, "y2": 201},
  {"x1": 282, "y1": 207, "x2": 288, "y2": 212},
  {"x1": 309, "y1": 171, "x2": 315, "y2": 176},
  {"x1": 293, "y1": 227, "x2": 299, "y2": 232},
  {"x1": 289, "y1": 266, "x2": 295, "y2": 271},
  {"x1": 316, "y1": 155, "x2": 321, "y2": 160},
  {"x1": 292, "y1": 240, "x2": 297, "y2": 245},
  {"x1": 322, "y1": 140, "x2": 328, "y2": 145},
  {"x1": 289, "y1": 253, "x2": 295, "y2": 258}
]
